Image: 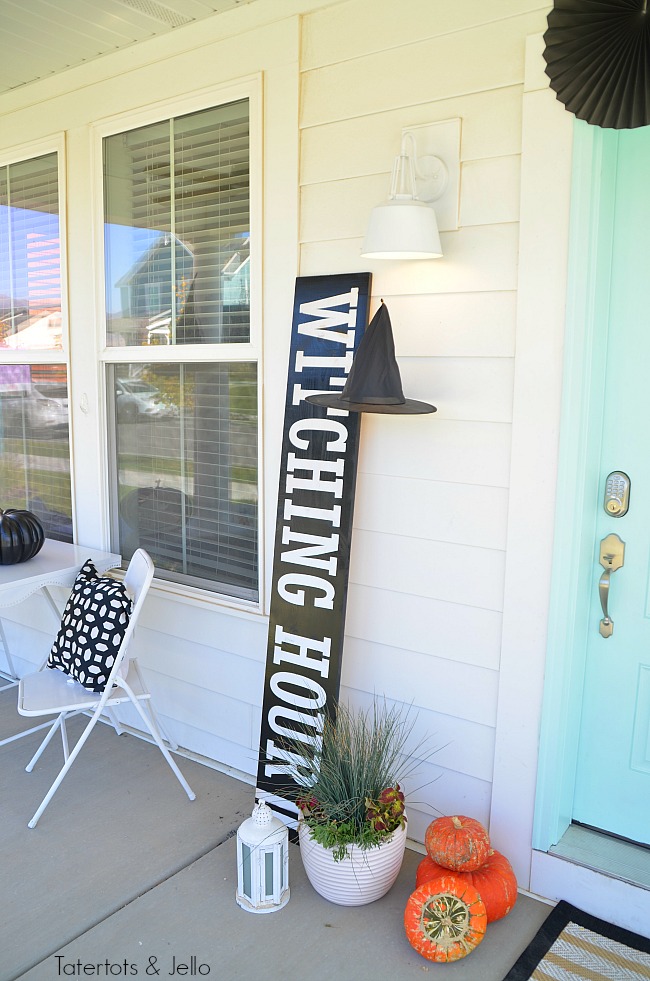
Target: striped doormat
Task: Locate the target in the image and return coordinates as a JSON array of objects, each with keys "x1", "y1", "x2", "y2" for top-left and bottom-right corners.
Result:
[{"x1": 504, "y1": 900, "x2": 650, "y2": 980}]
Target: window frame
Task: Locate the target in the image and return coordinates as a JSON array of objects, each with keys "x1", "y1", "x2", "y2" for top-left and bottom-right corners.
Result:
[
  {"x1": 0, "y1": 133, "x2": 77, "y2": 538},
  {"x1": 92, "y1": 76, "x2": 264, "y2": 611}
]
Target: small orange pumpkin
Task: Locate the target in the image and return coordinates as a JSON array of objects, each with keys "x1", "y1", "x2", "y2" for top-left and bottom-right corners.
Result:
[
  {"x1": 416, "y1": 849, "x2": 518, "y2": 922},
  {"x1": 404, "y1": 875, "x2": 487, "y2": 962},
  {"x1": 425, "y1": 815, "x2": 491, "y2": 872}
]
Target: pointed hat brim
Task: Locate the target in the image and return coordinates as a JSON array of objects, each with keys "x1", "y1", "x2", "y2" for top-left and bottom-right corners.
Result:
[{"x1": 305, "y1": 392, "x2": 436, "y2": 414}]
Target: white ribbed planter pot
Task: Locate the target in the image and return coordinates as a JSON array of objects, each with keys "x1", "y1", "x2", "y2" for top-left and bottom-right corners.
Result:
[{"x1": 298, "y1": 818, "x2": 407, "y2": 906}]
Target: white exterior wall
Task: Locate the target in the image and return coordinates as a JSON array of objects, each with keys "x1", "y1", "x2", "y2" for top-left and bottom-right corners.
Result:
[
  {"x1": 298, "y1": 0, "x2": 551, "y2": 856},
  {"x1": 0, "y1": 0, "x2": 567, "y2": 888}
]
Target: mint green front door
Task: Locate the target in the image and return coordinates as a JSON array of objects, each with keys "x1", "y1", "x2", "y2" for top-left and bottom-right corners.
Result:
[{"x1": 571, "y1": 126, "x2": 650, "y2": 845}]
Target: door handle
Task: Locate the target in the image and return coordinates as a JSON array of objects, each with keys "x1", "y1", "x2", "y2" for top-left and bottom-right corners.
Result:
[
  {"x1": 598, "y1": 533, "x2": 625, "y2": 638},
  {"x1": 598, "y1": 569, "x2": 614, "y2": 637}
]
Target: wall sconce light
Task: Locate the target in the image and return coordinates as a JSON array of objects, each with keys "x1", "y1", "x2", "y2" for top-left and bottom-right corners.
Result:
[
  {"x1": 236, "y1": 799, "x2": 290, "y2": 913},
  {"x1": 361, "y1": 119, "x2": 460, "y2": 261}
]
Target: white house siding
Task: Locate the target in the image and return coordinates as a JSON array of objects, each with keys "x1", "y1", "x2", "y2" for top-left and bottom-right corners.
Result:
[
  {"x1": 299, "y1": 0, "x2": 550, "y2": 850},
  {"x1": 0, "y1": 0, "x2": 557, "y2": 880}
]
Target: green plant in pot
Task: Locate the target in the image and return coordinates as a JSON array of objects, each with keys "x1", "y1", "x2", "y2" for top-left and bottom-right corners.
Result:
[{"x1": 279, "y1": 698, "x2": 430, "y2": 906}]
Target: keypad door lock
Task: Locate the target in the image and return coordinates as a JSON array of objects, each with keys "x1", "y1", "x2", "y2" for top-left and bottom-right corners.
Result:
[{"x1": 603, "y1": 471, "x2": 630, "y2": 517}]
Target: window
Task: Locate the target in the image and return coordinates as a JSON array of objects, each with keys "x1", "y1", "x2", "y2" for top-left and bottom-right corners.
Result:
[
  {"x1": 103, "y1": 101, "x2": 250, "y2": 347},
  {"x1": 0, "y1": 149, "x2": 72, "y2": 541},
  {"x1": 102, "y1": 95, "x2": 258, "y2": 602}
]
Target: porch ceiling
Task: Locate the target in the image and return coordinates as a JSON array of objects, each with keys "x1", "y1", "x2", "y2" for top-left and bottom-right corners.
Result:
[{"x1": 0, "y1": 0, "x2": 262, "y2": 97}]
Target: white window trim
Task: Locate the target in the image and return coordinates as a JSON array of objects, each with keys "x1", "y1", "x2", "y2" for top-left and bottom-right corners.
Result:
[
  {"x1": 0, "y1": 133, "x2": 79, "y2": 540},
  {"x1": 89, "y1": 75, "x2": 264, "y2": 611}
]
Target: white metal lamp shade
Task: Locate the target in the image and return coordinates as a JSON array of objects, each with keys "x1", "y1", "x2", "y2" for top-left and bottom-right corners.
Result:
[
  {"x1": 236, "y1": 799, "x2": 290, "y2": 914},
  {"x1": 361, "y1": 134, "x2": 445, "y2": 260},
  {"x1": 361, "y1": 198, "x2": 442, "y2": 259}
]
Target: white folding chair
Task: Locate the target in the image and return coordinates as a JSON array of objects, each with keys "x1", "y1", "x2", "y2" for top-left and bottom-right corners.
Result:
[{"x1": 16, "y1": 548, "x2": 196, "y2": 828}]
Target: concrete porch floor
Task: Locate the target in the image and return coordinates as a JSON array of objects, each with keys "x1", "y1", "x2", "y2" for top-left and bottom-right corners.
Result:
[{"x1": 0, "y1": 688, "x2": 552, "y2": 981}]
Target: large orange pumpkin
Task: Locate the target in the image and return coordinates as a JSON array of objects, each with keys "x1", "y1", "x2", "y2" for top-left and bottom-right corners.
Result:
[
  {"x1": 404, "y1": 875, "x2": 487, "y2": 962},
  {"x1": 416, "y1": 850, "x2": 518, "y2": 922},
  {"x1": 425, "y1": 815, "x2": 491, "y2": 871}
]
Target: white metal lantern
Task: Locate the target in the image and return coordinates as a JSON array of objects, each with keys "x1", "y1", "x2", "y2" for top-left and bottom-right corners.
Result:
[{"x1": 236, "y1": 799, "x2": 290, "y2": 913}]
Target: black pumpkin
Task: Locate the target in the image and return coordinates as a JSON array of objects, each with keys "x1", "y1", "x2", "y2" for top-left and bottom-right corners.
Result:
[{"x1": 0, "y1": 508, "x2": 45, "y2": 565}]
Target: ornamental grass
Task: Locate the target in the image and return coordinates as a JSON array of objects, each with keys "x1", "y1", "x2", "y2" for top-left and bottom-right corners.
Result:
[{"x1": 282, "y1": 699, "x2": 434, "y2": 860}]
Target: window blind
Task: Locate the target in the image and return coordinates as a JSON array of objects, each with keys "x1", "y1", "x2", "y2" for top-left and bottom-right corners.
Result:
[
  {"x1": 0, "y1": 153, "x2": 61, "y2": 348},
  {"x1": 104, "y1": 100, "x2": 250, "y2": 346},
  {"x1": 111, "y1": 361, "x2": 258, "y2": 599}
]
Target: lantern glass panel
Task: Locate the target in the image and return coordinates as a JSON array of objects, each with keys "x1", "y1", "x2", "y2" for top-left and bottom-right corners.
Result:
[
  {"x1": 241, "y1": 842, "x2": 252, "y2": 898},
  {"x1": 264, "y1": 851, "x2": 274, "y2": 897}
]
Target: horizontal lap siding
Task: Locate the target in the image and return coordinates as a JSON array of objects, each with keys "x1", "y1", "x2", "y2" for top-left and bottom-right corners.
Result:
[
  {"x1": 358, "y1": 418, "x2": 512, "y2": 487},
  {"x1": 372, "y1": 292, "x2": 517, "y2": 358},
  {"x1": 124, "y1": 595, "x2": 268, "y2": 769},
  {"x1": 300, "y1": 12, "x2": 547, "y2": 126},
  {"x1": 300, "y1": 0, "x2": 548, "y2": 839},
  {"x1": 346, "y1": 584, "x2": 502, "y2": 672},
  {"x1": 353, "y1": 474, "x2": 509, "y2": 550},
  {"x1": 301, "y1": 0, "x2": 548, "y2": 71},
  {"x1": 300, "y1": 87, "x2": 526, "y2": 181},
  {"x1": 301, "y1": 224, "x2": 521, "y2": 288}
]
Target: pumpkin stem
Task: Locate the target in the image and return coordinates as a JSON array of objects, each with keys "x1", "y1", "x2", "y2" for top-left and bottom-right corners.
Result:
[{"x1": 452, "y1": 816, "x2": 463, "y2": 829}]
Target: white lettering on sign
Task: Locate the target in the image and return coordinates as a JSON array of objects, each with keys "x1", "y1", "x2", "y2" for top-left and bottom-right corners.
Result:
[
  {"x1": 289, "y1": 418, "x2": 348, "y2": 453},
  {"x1": 291, "y1": 377, "x2": 345, "y2": 409},
  {"x1": 273, "y1": 626, "x2": 331, "y2": 677},
  {"x1": 277, "y1": 573, "x2": 336, "y2": 609},
  {"x1": 260, "y1": 282, "x2": 367, "y2": 790},
  {"x1": 270, "y1": 671, "x2": 327, "y2": 710},
  {"x1": 297, "y1": 289, "x2": 358, "y2": 347},
  {"x1": 294, "y1": 350, "x2": 354, "y2": 373},
  {"x1": 280, "y1": 529, "x2": 339, "y2": 576},
  {"x1": 264, "y1": 737, "x2": 321, "y2": 785},
  {"x1": 268, "y1": 705, "x2": 324, "y2": 747},
  {"x1": 285, "y1": 454, "x2": 344, "y2": 497},
  {"x1": 283, "y1": 499, "x2": 341, "y2": 528}
]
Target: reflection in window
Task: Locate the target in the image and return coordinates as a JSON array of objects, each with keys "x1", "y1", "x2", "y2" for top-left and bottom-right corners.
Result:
[
  {"x1": 0, "y1": 153, "x2": 61, "y2": 352},
  {"x1": 0, "y1": 363, "x2": 72, "y2": 541},
  {"x1": 110, "y1": 362, "x2": 258, "y2": 600},
  {"x1": 103, "y1": 101, "x2": 250, "y2": 347}
]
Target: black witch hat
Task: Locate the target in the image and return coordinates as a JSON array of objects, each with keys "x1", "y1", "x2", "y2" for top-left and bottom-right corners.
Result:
[
  {"x1": 305, "y1": 302, "x2": 436, "y2": 415},
  {"x1": 543, "y1": 0, "x2": 650, "y2": 130}
]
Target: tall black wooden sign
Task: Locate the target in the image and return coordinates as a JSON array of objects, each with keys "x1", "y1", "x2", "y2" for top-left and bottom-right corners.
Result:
[{"x1": 256, "y1": 273, "x2": 372, "y2": 821}]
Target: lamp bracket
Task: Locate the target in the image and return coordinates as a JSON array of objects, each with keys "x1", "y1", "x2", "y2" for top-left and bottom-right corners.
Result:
[
  {"x1": 413, "y1": 154, "x2": 448, "y2": 202},
  {"x1": 401, "y1": 119, "x2": 460, "y2": 231}
]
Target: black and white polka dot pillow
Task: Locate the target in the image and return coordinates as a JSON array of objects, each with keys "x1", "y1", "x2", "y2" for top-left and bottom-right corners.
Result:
[{"x1": 47, "y1": 559, "x2": 132, "y2": 692}]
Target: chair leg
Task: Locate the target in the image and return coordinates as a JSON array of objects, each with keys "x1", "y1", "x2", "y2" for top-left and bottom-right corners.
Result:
[
  {"x1": 126, "y1": 662, "x2": 178, "y2": 750},
  {"x1": 105, "y1": 707, "x2": 125, "y2": 735},
  {"x1": 143, "y1": 699, "x2": 178, "y2": 751},
  {"x1": 0, "y1": 720, "x2": 54, "y2": 748},
  {"x1": 27, "y1": 706, "x2": 104, "y2": 828},
  {"x1": 60, "y1": 718, "x2": 69, "y2": 761},
  {"x1": 123, "y1": 690, "x2": 195, "y2": 801},
  {"x1": 25, "y1": 714, "x2": 67, "y2": 772}
]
